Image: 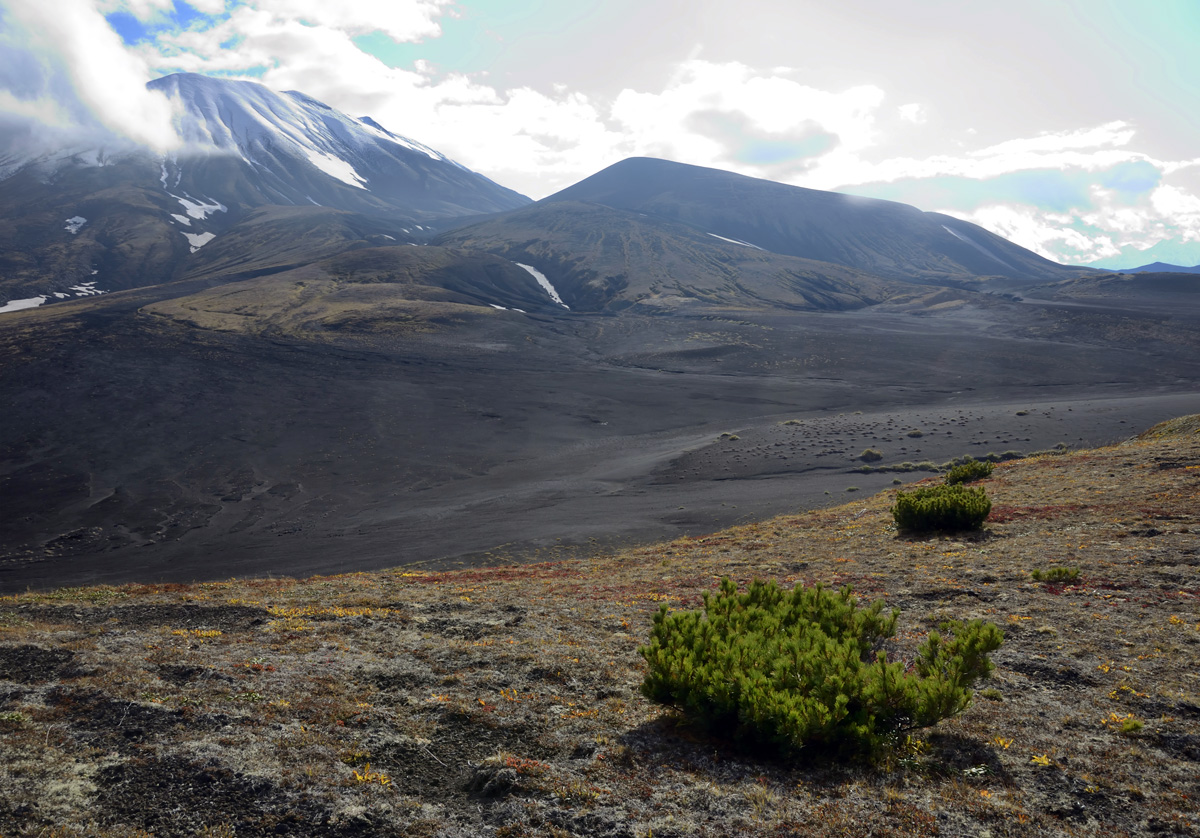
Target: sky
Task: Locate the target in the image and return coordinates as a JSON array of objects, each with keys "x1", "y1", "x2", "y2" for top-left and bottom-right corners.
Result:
[{"x1": 2, "y1": 0, "x2": 1199, "y2": 268}]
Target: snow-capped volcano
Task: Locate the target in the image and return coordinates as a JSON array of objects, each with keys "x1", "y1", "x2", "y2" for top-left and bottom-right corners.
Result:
[
  {"x1": 0, "y1": 73, "x2": 530, "y2": 305},
  {"x1": 149, "y1": 73, "x2": 525, "y2": 217},
  {"x1": 163, "y1": 77, "x2": 446, "y2": 172}
]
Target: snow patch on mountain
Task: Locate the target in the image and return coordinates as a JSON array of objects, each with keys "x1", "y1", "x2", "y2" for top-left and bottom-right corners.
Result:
[
  {"x1": 516, "y1": 263, "x2": 570, "y2": 309},
  {"x1": 0, "y1": 296, "x2": 47, "y2": 314},
  {"x1": 708, "y1": 232, "x2": 763, "y2": 250},
  {"x1": 304, "y1": 149, "x2": 367, "y2": 189},
  {"x1": 182, "y1": 231, "x2": 216, "y2": 252},
  {"x1": 1, "y1": 281, "x2": 109, "y2": 314},
  {"x1": 173, "y1": 195, "x2": 226, "y2": 220}
]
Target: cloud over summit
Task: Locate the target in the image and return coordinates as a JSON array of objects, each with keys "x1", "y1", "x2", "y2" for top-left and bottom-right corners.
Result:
[{"x1": 2, "y1": 0, "x2": 182, "y2": 151}]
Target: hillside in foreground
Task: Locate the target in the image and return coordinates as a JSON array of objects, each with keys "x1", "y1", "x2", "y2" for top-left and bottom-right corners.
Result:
[{"x1": 0, "y1": 417, "x2": 1198, "y2": 836}]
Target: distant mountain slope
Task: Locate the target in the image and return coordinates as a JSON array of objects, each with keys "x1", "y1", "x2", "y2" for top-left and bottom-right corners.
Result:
[
  {"x1": 152, "y1": 245, "x2": 574, "y2": 337},
  {"x1": 177, "y1": 206, "x2": 416, "y2": 283},
  {"x1": 433, "y1": 200, "x2": 896, "y2": 313},
  {"x1": 0, "y1": 73, "x2": 530, "y2": 306},
  {"x1": 1023, "y1": 271, "x2": 1200, "y2": 315},
  {"x1": 542, "y1": 157, "x2": 1080, "y2": 282},
  {"x1": 1126, "y1": 261, "x2": 1200, "y2": 273}
]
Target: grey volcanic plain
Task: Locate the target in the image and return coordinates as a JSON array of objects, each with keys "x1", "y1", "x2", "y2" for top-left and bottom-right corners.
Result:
[
  {"x1": 2, "y1": 262, "x2": 1199, "y2": 593},
  {"x1": 5, "y1": 138, "x2": 1200, "y2": 593}
]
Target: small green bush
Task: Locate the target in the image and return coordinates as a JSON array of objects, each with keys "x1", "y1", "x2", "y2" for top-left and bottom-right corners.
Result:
[
  {"x1": 859, "y1": 448, "x2": 883, "y2": 462},
  {"x1": 945, "y1": 459, "x2": 994, "y2": 485},
  {"x1": 892, "y1": 485, "x2": 991, "y2": 532},
  {"x1": 640, "y1": 579, "x2": 1004, "y2": 757},
  {"x1": 906, "y1": 429, "x2": 924, "y2": 438},
  {"x1": 1031, "y1": 566, "x2": 1080, "y2": 583}
]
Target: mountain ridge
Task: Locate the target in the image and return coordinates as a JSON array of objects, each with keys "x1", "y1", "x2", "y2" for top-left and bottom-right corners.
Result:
[
  {"x1": 0, "y1": 73, "x2": 531, "y2": 305},
  {"x1": 433, "y1": 199, "x2": 897, "y2": 313},
  {"x1": 1123, "y1": 260, "x2": 1200, "y2": 273},
  {"x1": 540, "y1": 157, "x2": 1085, "y2": 282}
]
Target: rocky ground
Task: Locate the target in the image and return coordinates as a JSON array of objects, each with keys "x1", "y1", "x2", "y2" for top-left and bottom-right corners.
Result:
[{"x1": 0, "y1": 416, "x2": 1197, "y2": 836}]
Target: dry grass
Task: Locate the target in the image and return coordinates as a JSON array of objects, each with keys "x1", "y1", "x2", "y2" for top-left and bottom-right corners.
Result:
[{"x1": 1, "y1": 420, "x2": 1198, "y2": 836}]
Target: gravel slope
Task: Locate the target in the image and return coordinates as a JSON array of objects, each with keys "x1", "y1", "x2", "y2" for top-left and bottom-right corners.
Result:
[{"x1": 0, "y1": 417, "x2": 1197, "y2": 836}]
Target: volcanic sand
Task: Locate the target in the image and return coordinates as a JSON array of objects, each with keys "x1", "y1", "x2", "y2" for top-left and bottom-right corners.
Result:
[{"x1": 3, "y1": 289, "x2": 1200, "y2": 592}]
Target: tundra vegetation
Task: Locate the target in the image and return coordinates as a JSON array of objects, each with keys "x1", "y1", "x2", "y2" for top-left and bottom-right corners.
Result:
[
  {"x1": 892, "y1": 484, "x2": 993, "y2": 533},
  {"x1": 640, "y1": 578, "x2": 1003, "y2": 757},
  {"x1": 0, "y1": 417, "x2": 1197, "y2": 836},
  {"x1": 945, "y1": 458, "x2": 995, "y2": 485}
]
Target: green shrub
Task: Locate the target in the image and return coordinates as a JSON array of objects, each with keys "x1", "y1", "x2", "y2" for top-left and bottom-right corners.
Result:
[
  {"x1": 859, "y1": 448, "x2": 883, "y2": 462},
  {"x1": 906, "y1": 429, "x2": 924, "y2": 438},
  {"x1": 892, "y1": 485, "x2": 991, "y2": 532},
  {"x1": 1031, "y1": 566, "x2": 1080, "y2": 583},
  {"x1": 1121, "y1": 717, "x2": 1144, "y2": 735},
  {"x1": 945, "y1": 459, "x2": 994, "y2": 485},
  {"x1": 640, "y1": 579, "x2": 1004, "y2": 757}
]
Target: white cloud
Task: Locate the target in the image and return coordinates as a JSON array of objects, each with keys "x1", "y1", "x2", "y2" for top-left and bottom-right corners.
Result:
[
  {"x1": 0, "y1": 89, "x2": 74, "y2": 131},
  {"x1": 610, "y1": 60, "x2": 884, "y2": 176},
  {"x1": 251, "y1": 0, "x2": 448, "y2": 42},
  {"x1": 939, "y1": 174, "x2": 1200, "y2": 265},
  {"x1": 970, "y1": 122, "x2": 1135, "y2": 158},
  {"x1": 800, "y1": 122, "x2": 1150, "y2": 194},
  {"x1": 187, "y1": 0, "x2": 227, "y2": 14},
  {"x1": 143, "y1": 1, "x2": 449, "y2": 75},
  {"x1": 1151, "y1": 183, "x2": 1200, "y2": 224},
  {"x1": 97, "y1": 0, "x2": 174, "y2": 19},
  {"x1": 898, "y1": 103, "x2": 925, "y2": 124},
  {"x1": 2, "y1": 0, "x2": 181, "y2": 151},
  {"x1": 943, "y1": 204, "x2": 1122, "y2": 261}
]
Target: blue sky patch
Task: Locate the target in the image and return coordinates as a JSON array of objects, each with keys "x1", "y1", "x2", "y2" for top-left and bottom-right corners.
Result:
[
  {"x1": 105, "y1": 12, "x2": 150, "y2": 45},
  {"x1": 1100, "y1": 160, "x2": 1161, "y2": 196},
  {"x1": 848, "y1": 169, "x2": 1094, "y2": 214}
]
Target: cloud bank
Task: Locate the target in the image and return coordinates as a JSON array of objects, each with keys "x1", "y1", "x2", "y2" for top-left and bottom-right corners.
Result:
[{"x1": 1, "y1": 0, "x2": 181, "y2": 152}]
